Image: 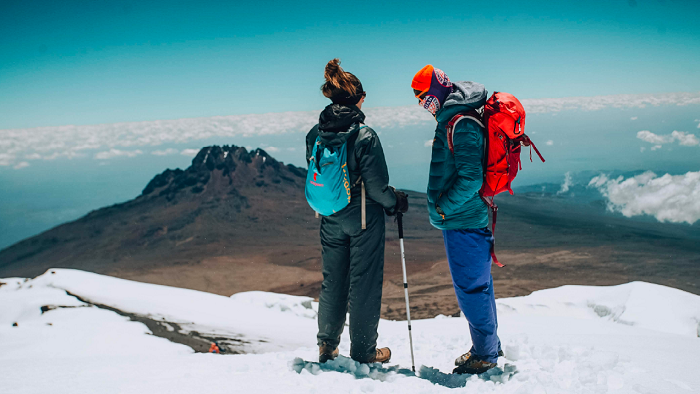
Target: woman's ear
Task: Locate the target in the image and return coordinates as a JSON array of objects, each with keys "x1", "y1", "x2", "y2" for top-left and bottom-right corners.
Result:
[{"x1": 356, "y1": 95, "x2": 365, "y2": 109}]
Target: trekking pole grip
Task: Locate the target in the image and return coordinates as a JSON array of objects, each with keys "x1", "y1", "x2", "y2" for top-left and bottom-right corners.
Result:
[{"x1": 397, "y1": 212, "x2": 404, "y2": 239}]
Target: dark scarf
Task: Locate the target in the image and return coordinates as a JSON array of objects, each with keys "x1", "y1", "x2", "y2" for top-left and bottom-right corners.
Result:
[{"x1": 318, "y1": 104, "x2": 365, "y2": 133}]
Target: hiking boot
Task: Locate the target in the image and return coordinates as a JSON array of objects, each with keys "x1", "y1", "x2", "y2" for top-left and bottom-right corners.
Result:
[
  {"x1": 455, "y1": 349, "x2": 504, "y2": 366},
  {"x1": 452, "y1": 354, "x2": 497, "y2": 375},
  {"x1": 319, "y1": 342, "x2": 339, "y2": 363},
  {"x1": 367, "y1": 347, "x2": 392, "y2": 363}
]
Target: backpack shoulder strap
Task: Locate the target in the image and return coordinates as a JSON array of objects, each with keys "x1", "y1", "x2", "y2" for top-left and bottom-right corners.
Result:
[
  {"x1": 446, "y1": 110, "x2": 484, "y2": 154},
  {"x1": 311, "y1": 136, "x2": 324, "y2": 171}
]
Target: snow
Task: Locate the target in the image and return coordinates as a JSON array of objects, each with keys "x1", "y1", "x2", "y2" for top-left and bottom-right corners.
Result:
[
  {"x1": 497, "y1": 281, "x2": 700, "y2": 338},
  {"x1": 1, "y1": 269, "x2": 699, "y2": 393}
]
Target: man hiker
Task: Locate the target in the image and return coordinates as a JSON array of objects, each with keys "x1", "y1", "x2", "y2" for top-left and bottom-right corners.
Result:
[{"x1": 411, "y1": 65, "x2": 502, "y2": 374}]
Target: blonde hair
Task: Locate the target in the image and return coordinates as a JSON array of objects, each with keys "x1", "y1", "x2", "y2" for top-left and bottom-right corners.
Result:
[{"x1": 321, "y1": 58, "x2": 360, "y2": 99}]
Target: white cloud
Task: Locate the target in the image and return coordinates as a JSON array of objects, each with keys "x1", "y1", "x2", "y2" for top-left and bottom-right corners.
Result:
[
  {"x1": 1, "y1": 91, "x2": 699, "y2": 167},
  {"x1": 151, "y1": 148, "x2": 179, "y2": 156},
  {"x1": 424, "y1": 139, "x2": 433, "y2": 147},
  {"x1": 265, "y1": 146, "x2": 280, "y2": 153},
  {"x1": 180, "y1": 149, "x2": 199, "y2": 157},
  {"x1": 25, "y1": 153, "x2": 42, "y2": 160},
  {"x1": 94, "y1": 149, "x2": 143, "y2": 160},
  {"x1": 13, "y1": 161, "x2": 29, "y2": 169},
  {"x1": 546, "y1": 140, "x2": 554, "y2": 146},
  {"x1": 43, "y1": 151, "x2": 85, "y2": 161},
  {"x1": 640, "y1": 147, "x2": 646, "y2": 153},
  {"x1": 651, "y1": 145, "x2": 662, "y2": 151},
  {"x1": 637, "y1": 130, "x2": 671, "y2": 145},
  {"x1": 637, "y1": 130, "x2": 699, "y2": 148},
  {"x1": 522, "y1": 91, "x2": 700, "y2": 114},
  {"x1": 588, "y1": 171, "x2": 700, "y2": 224},
  {"x1": 0, "y1": 153, "x2": 14, "y2": 166},
  {"x1": 696, "y1": 119, "x2": 700, "y2": 128},
  {"x1": 286, "y1": 147, "x2": 297, "y2": 151},
  {"x1": 630, "y1": 117, "x2": 638, "y2": 120},
  {"x1": 671, "y1": 130, "x2": 699, "y2": 146}
]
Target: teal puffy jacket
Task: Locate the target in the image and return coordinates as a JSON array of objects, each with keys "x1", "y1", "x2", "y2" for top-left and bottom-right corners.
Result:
[{"x1": 427, "y1": 81, "x2": 489, "y2": 230}]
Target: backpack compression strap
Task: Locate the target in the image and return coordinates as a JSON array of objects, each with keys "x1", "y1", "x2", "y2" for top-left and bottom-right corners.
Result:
[{"x1": 481, "y1": 195, "x2": 505, "y2": 268}]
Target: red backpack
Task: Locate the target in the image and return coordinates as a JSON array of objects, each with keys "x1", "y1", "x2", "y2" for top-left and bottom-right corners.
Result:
[{"x1": 446, "y1": 92, "x2": 545, "y2": 267}]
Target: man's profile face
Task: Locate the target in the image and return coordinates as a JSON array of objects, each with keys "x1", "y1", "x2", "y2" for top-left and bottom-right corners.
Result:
[{"x1": 413, "y1": 89, "x2": 427, "y2": 103}]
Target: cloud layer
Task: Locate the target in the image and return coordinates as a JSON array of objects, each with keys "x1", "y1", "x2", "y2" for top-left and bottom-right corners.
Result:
[
  {"x1": 637, "y1": 130, "x2": 699, "y2": 148},
  {"x1": 589, "y1": 171, "x2": 700, "y2": 224},
  {"x1": 2, "y1": 91, "x2": 699, "y2": 168},
  {"x1": 94, "y1": 149, "x2": 143, "y2": 160}
]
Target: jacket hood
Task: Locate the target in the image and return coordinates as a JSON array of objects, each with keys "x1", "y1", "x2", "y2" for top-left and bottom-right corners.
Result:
[
  {"x1": 436, "y1": 81, "x2": 488, "y2": 123},
  {"x1": 318, "y1": 104, "x2": 366, "y2": 147}
]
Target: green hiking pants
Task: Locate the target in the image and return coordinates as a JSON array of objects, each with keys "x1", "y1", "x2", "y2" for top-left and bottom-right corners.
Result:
[{"x1": 316, "y1": 202, "x2": 386, "y2": 363}]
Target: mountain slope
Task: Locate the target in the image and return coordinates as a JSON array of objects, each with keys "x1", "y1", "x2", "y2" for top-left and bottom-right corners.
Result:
[
  {"x1": 1, "y1": 146, "x2": 699, "y2": 320},
  {"x1": 0, "y1": 146, "x2": 443, "y2": 304}
]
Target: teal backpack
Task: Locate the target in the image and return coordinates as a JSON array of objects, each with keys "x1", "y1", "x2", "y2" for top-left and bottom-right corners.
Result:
[{"x1": 305, "y1": 126, "x2": 367, "y2": 216}]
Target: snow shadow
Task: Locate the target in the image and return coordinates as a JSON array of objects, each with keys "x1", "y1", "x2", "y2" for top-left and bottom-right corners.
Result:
[
  {"x1": 418, "y1": 364, "x2": 518, "y2": 388},
  {"x1": 290, "y1": 356, "x2": 416, "y2": 382},
  {"x1": 290, "y1": 356, "x2": 517, "y2": 388}
]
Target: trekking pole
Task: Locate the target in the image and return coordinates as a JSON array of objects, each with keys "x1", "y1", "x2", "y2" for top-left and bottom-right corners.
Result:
[{"x1": 397, "y1": 212, "x2": 416, "y2": 373}]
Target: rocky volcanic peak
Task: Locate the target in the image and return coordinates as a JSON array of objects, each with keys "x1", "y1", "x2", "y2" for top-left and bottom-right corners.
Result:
[{"x1": 141, "y1": 145, "x2": 306, "y2": 200}]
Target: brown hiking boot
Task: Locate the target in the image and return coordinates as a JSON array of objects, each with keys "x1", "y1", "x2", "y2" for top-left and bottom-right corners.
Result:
[
  {"x1": 367, "y1": 347, "x2": 392, "y2": 363},
  {"x1": 319, "y1": 342, "x2": 339, "y2": 363},
  {"x1": 455, "y1": 350, "x2": 504, "y2": 366},
  {"x1": 452, "y1": 354, "x2": 497, "y2": 375}
]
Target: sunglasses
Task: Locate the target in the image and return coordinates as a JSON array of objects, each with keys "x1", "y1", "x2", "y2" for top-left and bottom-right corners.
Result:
[{"x1": 413, "y1": 88, "x2": 427, "y2": 103}]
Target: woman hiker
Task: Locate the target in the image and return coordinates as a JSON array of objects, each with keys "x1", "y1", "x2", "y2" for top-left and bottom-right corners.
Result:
[
  {"x1": 411, "y1": 65, "x2": 503, "y2": 375},
  {"x1": 306, "y1": 58, "x2": 409, "y2": 364}
]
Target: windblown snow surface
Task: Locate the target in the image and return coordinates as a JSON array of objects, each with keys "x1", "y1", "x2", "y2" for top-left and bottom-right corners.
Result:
[{"x1": 1, "y1": 269, "x2": 699, "y2": 393}]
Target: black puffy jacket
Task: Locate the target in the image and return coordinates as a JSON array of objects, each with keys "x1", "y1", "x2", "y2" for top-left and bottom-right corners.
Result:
[{"x1": 305, "y1": 104, "x2": 397, "y2": 214}]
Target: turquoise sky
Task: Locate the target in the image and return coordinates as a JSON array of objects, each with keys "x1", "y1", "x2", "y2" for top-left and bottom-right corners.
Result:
[{"x1": 1, "y1": 0, "x2": 699, "y2": 129}]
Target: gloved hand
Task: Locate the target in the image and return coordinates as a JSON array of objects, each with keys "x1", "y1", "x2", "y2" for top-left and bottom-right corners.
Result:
[{"x1": 392, "y1": 187, "x2": 409, "y2": 215}]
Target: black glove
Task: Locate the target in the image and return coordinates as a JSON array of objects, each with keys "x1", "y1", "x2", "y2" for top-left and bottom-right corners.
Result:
[{"x1": 392, "y1": 187, "x2": 409, "y2": 215}]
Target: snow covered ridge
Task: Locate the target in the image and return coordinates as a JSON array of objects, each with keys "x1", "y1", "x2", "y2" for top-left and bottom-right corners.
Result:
[
  {"x1": 2, "y1": 269, "x2": 700, "y2": 393},
  {"x1": 1, "y1": 91, "x2": 698, "y2": 168},
  {"x1": 497, "y1": 281, "x2": 700, "y2": 338}
]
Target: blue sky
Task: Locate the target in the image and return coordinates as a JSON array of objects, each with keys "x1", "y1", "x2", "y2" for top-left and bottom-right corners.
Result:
[
  {"x1": 2, "y1": 0, "x2": 700, "y2": 249},
  {"x1": 1, "y1": 0, "x2": 699, "y2": 129}
]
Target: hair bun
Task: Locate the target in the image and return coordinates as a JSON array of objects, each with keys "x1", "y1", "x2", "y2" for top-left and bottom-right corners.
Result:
[
  {"x1": 324, "y1": 58, "x2": 342, "y2": 82},
  {"x1": 321, "y1": 58, "x2": 360, "y2": 101}
]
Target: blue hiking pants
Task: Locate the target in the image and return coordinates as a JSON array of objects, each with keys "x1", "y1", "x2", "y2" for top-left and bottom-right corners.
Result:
[{"x1": 443, "y1": 228, "x2": 501, "y2": 363}]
